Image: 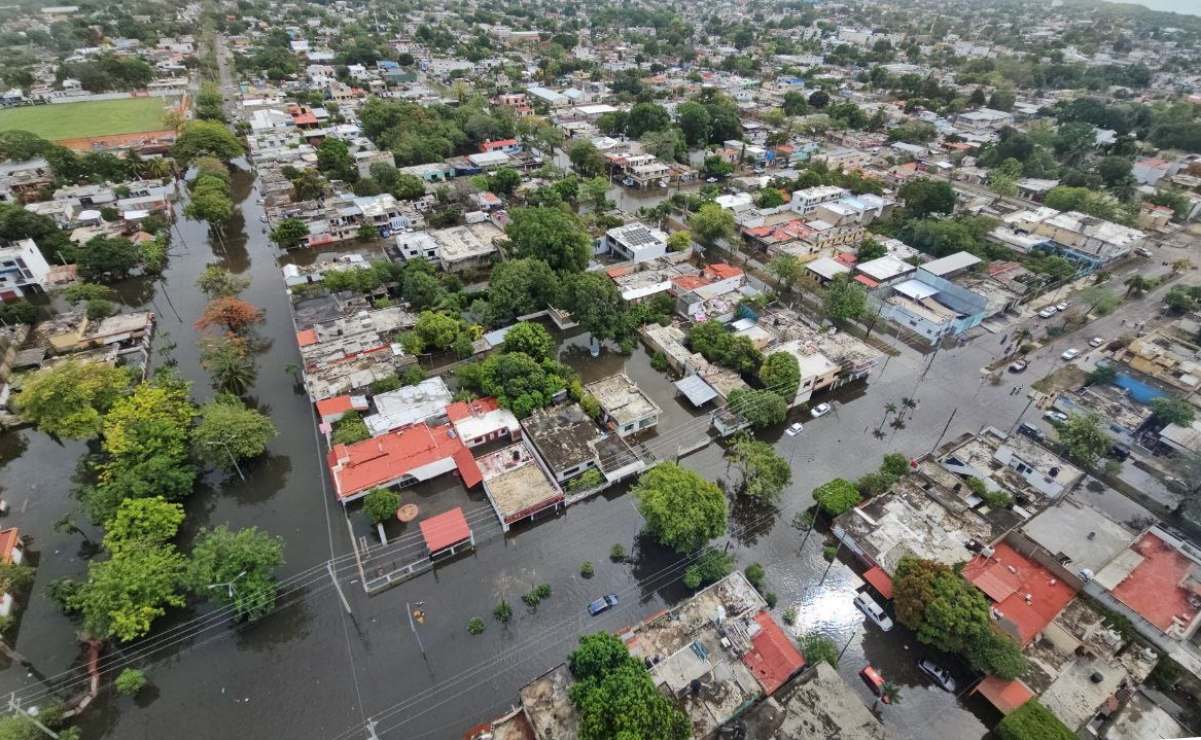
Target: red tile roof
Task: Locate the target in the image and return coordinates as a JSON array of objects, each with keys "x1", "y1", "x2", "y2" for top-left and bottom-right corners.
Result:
[
  {"x1": 963, "y1": 543, "x2": 1077, "y2": 645},
  {"x1": 316, "y1": 395, "x2": 355, "y2": 417},
  {"x1": 863, "y1": 566, "x2": 893, "y2": 599},
  {"x1": 292, "y1": 111, "x2": 318, "y2": 126},
  {"x1": 854, "y1": 275, "x2": 880, "y2": 288},
  {"x1": 482, "y1": 138, "x2": 518, "y2": 152},
  {"x1": 672, "y1": 275, "x2": 709, "y2": 291},
  {"x1": 296, "y1": 329, "x2": 318, "y2": 347},
  {"x1": 975, "y1": 676, "x2": 1033, "y2": 715},
  {"x1": 328, "y1": 423, "x2": 468, "y2": 500},
  {"x1": 1111, "y1": 532, "x2": 1201, "y2": 633},
  {"x1": 742, "y1": 612, "x2": 805, "y2": 695},
  {"x1": 420, "y1": 507, "x2": 472, "y2": 553},
  {"x1": 454, "y1": 448, "x2": 483, "y2": 488},
  {"x1": 0, "y1": 528, "x2": 19, "y2": 564},
  {"x1": 705, "y1": 263, "x2": 743, "y2": 280},
  {"x1": 835, "y1": 252, "x2": 859, "y2": 266},
  {"x1": 446, "y1": 397, "x2": 501, "y2": 422}
]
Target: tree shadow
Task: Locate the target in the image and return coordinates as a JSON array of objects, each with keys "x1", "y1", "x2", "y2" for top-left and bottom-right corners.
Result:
[
  {"x1": 728, "y1": 494, "x2": 780, "y2": 549},
  {"x1": 628, "y1": 531, "x2": 690, "y2": 606}
]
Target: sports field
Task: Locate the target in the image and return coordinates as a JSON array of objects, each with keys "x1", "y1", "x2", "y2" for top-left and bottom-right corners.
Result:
[{"x1": 0, "y1": 97, "x2": 170, "y2": 141}]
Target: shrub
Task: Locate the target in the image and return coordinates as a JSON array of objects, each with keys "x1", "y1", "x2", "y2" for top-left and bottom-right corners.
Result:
[
  {"x1": 745, "y1": 563, "x2": 766, "y2": 591},
  {"x1": 650, "y1": 351, "x2": 669, "y2": 372},
  {"x1": 580, "y1": 561, "x2": 594, "y2": 578},
  {"x1": 493, "y1": 600, "x2": 512, "y2": 623},
  {"x1": 115, "y1": 668, "x2": 147, "y2": 696},
  {"x1": 764, "y1": 591, "x2": 778, "y2": 608},
  {"x1": 797, "y1": 633, "x2": 839, "y2": 668},
  {"x1": 783, "y1": 607, "x2": 797, "y2": 625},
  {"x1": 467, "y1": 617, "x2": 486, "y2": 635},
  {"x1": 683, "y1": 547, "x2": 733, "y2": 589},
  {"x1": 996, "y1": 700, "x2": 1074, "y2": 740},
  {"x1": 813, "y1": 478, "x2": 861, "y2": 516},
  {"x1": 522, "y1": 591, "x2": 541, "y2": 608},
  {"x1": 362, "y1": 489, "x2": 401, "y2": 524},
  {"x1": 822, "y1": 544, "x2": 839, "y2": 561},
  {"x1": 534, "y1": 583, "x2": 551, "y2": 600},
  {"x1": 610, "y1": 544, "x2": 627, "y2": 562}
]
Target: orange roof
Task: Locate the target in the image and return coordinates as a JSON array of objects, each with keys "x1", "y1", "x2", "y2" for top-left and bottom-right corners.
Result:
[
  {"x1": 672, "y1": 275, "x2": 709, "y2": 291},
  {"x1": 420, "y1": 507, "x2": 472, "y2": 553},
  {"x1": 1111, "y1": 531, "x2": 1201, "y2": 633},
  {"x1": 854, "y1": 275, "x2": 880, "y2": 288},
  {"x1": 296, "y1": 329, "x2": 318, "y2": 347},
  {"x1": 975, "y1": 676, "x2": 1033, "y2": 715},
  {"x1": 741, "y1": 612, "x2": 805, "y2": 695},
  {"x1": 0, "y1": 528, "x2": 19, "y2": 564},
  {"x1": 481, "y1": 138, "x2": 518, "y2": 152},
  {"x1": 454, "y1": 448, "x2": 483, "y2": 488},
  {"x1": 328, "y1": 423, "x2": 468, "y2": 499},
  {"x1": 705, "y1": 263, "x2": 743, "y2": 280},
  {"x1": 963, "y1": 543, "x2": 1077, "y2": 645},
  {"x1": 316, "y1": 395, "x2": 354, "y2": 417},
  {"x1": 863, "y1": 566, "x2": 893, "y2": 599},
  {"x1": 835, "y1": 252, "x2": 858, "y2": 266},
  {"x1": 446, "y1": 397, "x2": 501, "y2": 422}
]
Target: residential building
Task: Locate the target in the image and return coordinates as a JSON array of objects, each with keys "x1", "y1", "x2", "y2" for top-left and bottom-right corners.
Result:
[
  {"x1": 446, "y1": 397, "x2": 521, "y2": 449},
  {"x1": 871, "y1": 267, "x2": 989, "y2": 342},
  {"x1": 521, "y1": 403, "x2": 605, "y2": 483},
  {"x1": 326, "y1": 422, "x2": 483, "y2": 503},
  {"x1": 789, "y1": 185, "x2": 848, "y2": 216},
  {"x1": 0, "y1": 239, "x2": 50, "y2": 300},
  {"x1": 605, "y1": 222, "x2": 668, "y2": 263},
  {"x1": 584, "y1": 373, "x2": 660, "y2": 437},
  {"x1": 955, "y1": 108, "x2": 1014, "y2": 132},
  {"x1": 477, "y1": 440, "x2": 564, "y2": 531},
  {"x1": 0, "y1": 528, "x2": 24, "y2": 617},
  {"x1": 363, "y1": 377, "x2": 454, "y2": 437}
]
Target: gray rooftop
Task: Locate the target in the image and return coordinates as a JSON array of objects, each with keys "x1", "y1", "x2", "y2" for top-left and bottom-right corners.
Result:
[
  {"x1": 1022, "y1": 497, "x2": 1137, "y2": 577},
  {"x1": 520, "y1": 403, "x2": 602, "y2": 474}
]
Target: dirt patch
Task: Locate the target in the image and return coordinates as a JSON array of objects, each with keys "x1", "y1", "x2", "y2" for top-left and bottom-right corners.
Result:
[{"x1": 1031, "y1": 365, "x2": 1087, "y2": 394}]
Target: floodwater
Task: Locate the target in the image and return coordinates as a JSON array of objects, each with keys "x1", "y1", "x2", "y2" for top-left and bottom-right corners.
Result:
[{"x1": 0, "y1": 159, "x2": 1043, "y2": 740}]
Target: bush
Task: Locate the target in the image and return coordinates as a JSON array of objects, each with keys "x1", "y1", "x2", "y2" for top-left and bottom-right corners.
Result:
[
  {"x1": 534, "y1": 583, "x2": 551, "y2": 600},
  {"x1": 493, "y1": 600, "x2": 512, "y2": 623},
  {"x1": 363, "y1": 488, "x2": 400, "y2": 524},
  {"x1": 683, "y1": 547, "x2": 733, "y2": 590},
  {"x1": 580, "y1": 561, "x2": 594, "y2": 578},
  {"x1": 880, "y1": 453, "x2": 910, "y2": 478},
  {"x1": 813, "y1": 478, "x2": 861, "y2": 516},
  {"x1": 567, "y1": 468, "x2": 605, "y2": 493},
  {"x1": 996, "y1": 700, "x2": 1075, "y2": 740},
  {"x1": 610, "y1": 544, "x2": 627, "y2": 562},
  {"x1": 783, "y1": 607, "x2": 797, "y2": 625},
  {"x1": 822, "y1": 544, "x2": 839, "y2": 561},
  {"x1": 797, "y1": 633, "x2": 839, "y2": 668},
  {"x1": 331, "y1": 411, "x2": 370, "y2": 446},
  {"x1": 115, "y1": 668, "x2": 147, "y2": 696},
  {"x1": 650, "y1": 351, "x2": 669, "y2": 372},
  {"x1": 467, "y1": 617, "x2": 486, "y2": 635},
  {"x1": 764, "y1": 591, "x2": 778, "y2": 608},
  {"x1": 522, "y1": 591, "x2": 541, "y2": 608},
  {"x1": 745, "y1": 563, "x2": 766, "y2": 591}
]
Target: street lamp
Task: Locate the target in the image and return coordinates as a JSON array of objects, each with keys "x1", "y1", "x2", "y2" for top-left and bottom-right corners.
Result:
[
  {"x1": 209, "y1": 570, "x2": 247, "y2": 600},
  {"x1": 201, "y1": 438, "x2": 245, "y2": 481}
]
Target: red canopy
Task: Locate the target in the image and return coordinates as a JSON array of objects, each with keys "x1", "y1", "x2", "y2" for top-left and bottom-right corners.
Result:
[
  {"x1": 420, "y1": 507, "x2": 471, "y2": 554},
  {"x1": 862, "y1": 566, "x2": 894, "y2": 600}
]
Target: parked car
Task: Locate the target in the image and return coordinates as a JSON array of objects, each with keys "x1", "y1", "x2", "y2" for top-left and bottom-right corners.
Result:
[
  {"x1": 1016, "y1": 422, "x2": 1043, "y2": 441},
  {"x1": 1044, "y1": 410, "x2": 1069, "y2": 424},
  {"x1": 1008, "y1": 360, "x2": 1028, "y2": 373},
  {"x1": 1110, "y1": 443, "x2": 1131, "y2": 461},
  {"x1": 1089, "y1": 336, "x2": 1105, "y2": 348},
  {"x1": 786, "y1": 422, "x2": 804, "y2": 436},
  {"x1": 587, "y1": 594, "x2": 619, "y2": 616},
  {"x1": 1135, "y1": 247, "x2": 1153, "y2": 257},
  {"x1": 810, "y1": 402, "x2": 832, "y2": 418},
  {"x1": 705, "y1": 176, "x2": 718, "y2": 183},
  {"x1": 859, "y1": 665, "x2": 891, "y2": 702},
  {"x1": 918, "y1": 659, "x2": 957, "y2": 692},
  {"x1": 1038, "y1": 307, "x2": 1057, "y2": 318},
  {"x1": 1055, "y1": 301, "x2": 1069, "y2": 312},
  {"x1": 854, "y1": 592, "x2": 894, "y2": 631},
  {"x1": 1061, "y1": 348, "x2": 1081, "y2": 361}
]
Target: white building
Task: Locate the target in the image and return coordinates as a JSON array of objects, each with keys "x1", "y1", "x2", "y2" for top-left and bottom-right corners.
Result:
[
  {"x1": 790, "y1": 185, "x2": 849, "y2": 216},
  {"x1": 605, "y1": 223, "x2": 668, "y2": 263},
  {"x1": 0, "y1": 239, "x2": 51, "y2": 301}
]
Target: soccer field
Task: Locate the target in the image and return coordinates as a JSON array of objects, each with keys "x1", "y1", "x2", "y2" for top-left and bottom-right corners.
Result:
[{"x1": 0, "y1": 97, "x2": 170, "y2": 141}]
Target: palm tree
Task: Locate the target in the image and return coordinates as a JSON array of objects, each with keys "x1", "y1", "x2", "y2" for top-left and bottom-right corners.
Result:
[
  {"x1": 879, "y1": 402, "x2": 898, "y2": 429},
  {"x1": 1125, "y1": 274, "x2": 1152, "y2": 297},
  {"x1": 54, "y1": 515, "x2": 93, "y2": 545},
  {"x1": 201, "y1": 337, "x2": 257, "y2": 395}
]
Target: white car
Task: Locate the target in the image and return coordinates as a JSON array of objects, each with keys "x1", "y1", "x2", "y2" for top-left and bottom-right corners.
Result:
[
  {"x1": 1089, "y1": 336, "x2": 1104, "y2": 348},
  {"x1": 786, "y1": 422, "x2": 804, "y2": 436},
  {"x1": 854, "y1": 592, "x2": 894, "y2": 632},
  {"x1": 1061, "y1": 348, "x2": 1081, "y2": 361},
  {"x1": 1056, "y1": 302, "x2": 1069, "y2": 312},
  {"x1": 1044, "y1": 410, "x2": 1069, "y2": 424},
  {"x1": 1038, "y1": 307, "x2": 1058, "y2": 319},
  {"x1": 810, "y1": 402, "x2": 832, "y2": 418}
]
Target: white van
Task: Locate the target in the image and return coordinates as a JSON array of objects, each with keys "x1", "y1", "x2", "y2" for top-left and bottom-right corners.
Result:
[{"x1": 854, "y1": 592, "x2": 894, "y2": 631}]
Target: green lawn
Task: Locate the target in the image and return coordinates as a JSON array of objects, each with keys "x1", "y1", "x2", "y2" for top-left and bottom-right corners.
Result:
[{"x1": 0, "y1": 97, "x2": 169, "y2": 140}]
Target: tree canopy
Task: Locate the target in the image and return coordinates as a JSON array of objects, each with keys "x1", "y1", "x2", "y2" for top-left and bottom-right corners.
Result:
[
  {"x1": 1055, "y1": 412, "x2": 1112, "y2": 466},
  {"x1": 15, "y1": 360, "x2": 131, "y2": 439},
  {"x1": 729, "y1": 437, "x2": 791, "y2": 501},
  {"x1": 567, "y1": 632, "x2": 690, "y2": 740},
  {"x1": 759, "y1": 352, "x2": 801, "y2": 401},
  {"x1": 898, "y1": 178, "x2": 957, "y2": 217},
  {"x1": 633, "y1": 462, "x2": 727, "y2": 553},
  {"x1": 193, "y1": 396, "x2": 278, "y2": 470},
  {"x1": 506, "y1": 207, "x2": 592, "y2": 273},
  {"x1": 186, "y1": 525, "x2": 284, "y2": 622},
  {"x1": 813, "y1": 478, "x2": 861, "y2": 516}
]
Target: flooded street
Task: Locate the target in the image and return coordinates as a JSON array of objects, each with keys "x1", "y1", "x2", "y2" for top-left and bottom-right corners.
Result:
[{"x1": 0, "y1": 158, "x2": 1054, "y2": 739}]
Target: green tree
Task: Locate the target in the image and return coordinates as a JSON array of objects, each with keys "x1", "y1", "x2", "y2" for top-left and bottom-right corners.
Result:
[
  {"x1": 1077, "y1": 285, "x2": 1120, "y2": 315},
  {"x1": 824, "y1": 274, "x2": 868, "y2": 321},
  {"x1": 1056, "y1": 413, "x2": 1111, "y2": 466},
  {"x1": 568, "y1": 140, "x2": 606, "y2": 178},
  {"x1": 197, "y1": 265, "x2": 251, "y2": 298},
  {"x1": 667, "y1": 231, "x2": 693, "y2": 252},
  {"x1": 474, "y1": 352, "x2": 568, "y2": 417},
  {"x1": 567, "y1": 633, "x2": 690, "y2": 740},
  {"x1": 270, "y1": 218, "x2": 310, "y2": 249},
  {"x1": 569, "y1": 632, "x2": 630, "y2": 680},
  {"x1": 392, "y1": 173, "x2": 426, "y2": 201},
  {"x1": 729, "y1": 437, "x2": 791, "y2": 500},
  {"x1": 626, "y1": 102, "x2": 672, "y2": 139},
  {"x1": 363, "y1": 488, "x2": 401, "y2": 524},
  {"x1": 115, "y1": 668, "x2": 148, "y2": 696},
  {"x1": 688, "y1": 203, "x2": 735, "y2": 247},
  {"x1": 755, "y1": 188, "x2": 787, "y2": 209},
  {"x1": 67, "y1": 544, "x2": 187, "y2": 642},
  {"x1": 487, "y1": 166, "x2": 522, "y2": 195},
  {"x1": 798, "y1": 632, "x2": 839, "y2": 668},
  {"x1": 813, "y1": 478, "x2": 861, "y2": 516},
  {"x1": 559, "y1": 272, "x2": 626, "y2": 342},
  {"x1": 502, "y1": 321, "x2": 555, "y2": 361},
  {"x1": 857, "y1": 238, "x2": 887, "y2": 262},
  {"x1": 198, "y1": 335, "x2": 257, "y2": 395},
  {"x1": 192, "y1": 396, "x2": 278, "y2": 470},
  {"x1": 186, "y1": 525, "x2": 284, "y2": 622},
  {"x1": 676, "y1": 101, "x2": 712, "y2": 147},
  {"x1": 702, "y1": 155, "x2": 733, "y2": 178},
  {"x1": 580, "y1": 176, "x2": 611, "y2": 212},
  {"x1": 996, "y1": 700, "x2": 1075, "y2": 740},
  {"x1": 15, "y1": 361, "x2": 131, "y2": 439},
  {"x1": 1151, "y1": 397, "x2": 1195, "y2": 427},
  {"x1": 727, "y1": 388, "x2": 788, "y2": 429},
  {"x1": 414, "y1": 310, "x2": 461, "y2": 351},
  {"x1": 898, "y1": 178, "x2": 956, "y2": 217},
  {"x1": 759, "y1": 352, "x2": 801, "y2": 402},
  {"x1": 768, "y1": 254, "x2": 804, "y2": 294},
  {"x1": 331, "y1": 411, "x2": 371, "y2": 446},
  {"x1": 172, "y1": 120, "x2": 244, "y2": 165},
  {"x1": 682, "y1": 547, "x2": 734, "y2": 589},
  {"x1": 641, "y1": 128, "x2": 685, "y2": 163},
  {"x1": 633, "y1": 463, "x2": 727, "y2": 554},
  {"x1": 316, "y1": 137, "x2": 358, "y2": 182},
  {"x1": 506, "y1": 207, "x2": 592, "y2": 273},
  {"x1": 76, "y1": 235, "x2": 141, "y2": 281},
  {"x1": 486, "y1": 258, "x2": 559, "y2": 324}
]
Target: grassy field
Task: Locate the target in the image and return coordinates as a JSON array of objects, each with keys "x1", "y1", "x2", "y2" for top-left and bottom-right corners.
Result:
[{"x1": 0, "y1": 97, "x2": 169, "y2": 141}]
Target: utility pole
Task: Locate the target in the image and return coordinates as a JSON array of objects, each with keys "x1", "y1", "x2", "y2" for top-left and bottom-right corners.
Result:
[
  {"x1": 818, "y1": 537, "x2": 842, "y2": 587},
  {"x1": 836, "y1": 625, "x2": 859, "y2": 665},
  {"x1": 407, "y1": 601, "x2": 427, "y2": 661},
  {"x1": 1008, "y1": 396, "x2": 1035, "y2": 435},
  {"x1": 328, "y1": 561, "x2": 352, "y2": 615},
  {"x1": 8, "y1": 694, "x2": 58, "y2": 739},
  {"x1": 929, "y1": 407, "x2": 958, "y2": 455}
]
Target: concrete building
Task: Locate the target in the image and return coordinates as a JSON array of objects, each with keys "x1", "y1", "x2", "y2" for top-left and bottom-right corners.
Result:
[
  {"x1": 521, "y1": 403, "x2": 605, "y2": 483},
  {"x1": 872, "y1": 268, "x2": 989, "y2": 342},
  {"x1": 584, "y1": 373, "x2": 660, "y2": 437},
  {"x1": 737, "y1": 662, "x2": 890, "y2": 740},
  {"x1": 430, "y1": 222, "x2": 502, "y2": 273},
  {"x1": 605, "y1": 222, "x2": 668, "y2": 263},
  {"x1": 789, "y1": 185, "x2": 848, "y2": 216},
  {"x1": 478, "y1": 440, "x2": 563, "y2": 532},
  {"x1": 363, "y1": 377, "x2": 454, "y2": 436},
  {"x1": 955, "y1": 108, "x2": 1014, "y2": 132},
  {"x1": 326, "y1": 422, "x2": 483, "y2": 503},
  {"x1": 0, "y1": 239, "x2": 50, "y2": 300}
]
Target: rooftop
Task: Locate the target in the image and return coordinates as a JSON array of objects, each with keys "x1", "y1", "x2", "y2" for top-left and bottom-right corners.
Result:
[
  {"x1": 419, "y1": 506, "x2": 472, "y2": 553},
  {"x1": 327, "y1": 423, "x2": 476, "y2": 500},
  {"x1": 738, "y1": 662, "x2": 890, "y2": 740},
  {"x1": 1100, "y1": 529, "x2": 1201, "y2": 636},
  {"x1": 584, "y1": 373, "x2": 660, "y2": 426},
  {"x1": 1021, "y1": 497, "x2": 1136, "y2": 577},
  {"x1": 432, "y1": 222, "x2": 502, "y2": 263},
  {"x1": 963, "y1": 543, "x2": 1078, "y2": 645},
  {"x1": 478, "y1": 442, "x2": 562, "y2": 523},
  {"x1": 856, "y1": 254, "x2": 914, "y2": 282},
  {"x1": 363, "y1": 377, "x2": 453, "y2": 436},
  {"x1": 520, "y1": 403, "x2": 602, "y2": 474}
]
